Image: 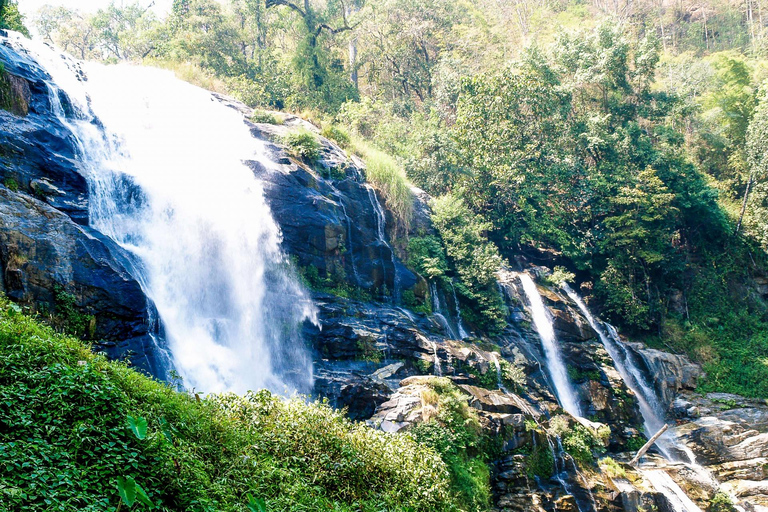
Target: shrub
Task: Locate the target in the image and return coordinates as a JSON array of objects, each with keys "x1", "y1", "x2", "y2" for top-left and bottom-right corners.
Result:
[
  {"x1": 3, "y1": 177, "x2": 18, "y2": 192},
  {"x1": 353, "y1": 140, "x2": 413, "y2": 230},
  {"x1": 321, "y1": 124, "x2": 350, "y2": 147},
  {"x1": 431, "y1": 194, "x2": 507, "y2": 333},
  {"x1": 250, "y1": 109, "x2": 283, "y2": 125},
  {"x1": 409, "y1": 378, "x2": 490, "y2": 512},
  {"x1": 284, "y1": 128, "x2": 321, "y2": 162},
  {"x1": 0, "y1": 297, "x2": 459, "y2": 511},
  {"x1": 408, "y1": 236, "x2": 449, "y2": 280},
  {"x1": 599, "y1": 457, "x2": 626, "y2": 479}
]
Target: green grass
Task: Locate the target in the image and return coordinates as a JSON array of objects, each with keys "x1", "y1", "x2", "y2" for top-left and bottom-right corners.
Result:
[
  {"x1": 284, "y1": 128, "x2": 321, "y2": 162},
  {"x1": 350, "y1": 138, "x2": 413, "y2": 230},
  {"x1": 0, "y1": 297, "x2": 461, "y2": 511},
  {"x1": 251, "y1": 109, "x2": 283, "y2": 125}
]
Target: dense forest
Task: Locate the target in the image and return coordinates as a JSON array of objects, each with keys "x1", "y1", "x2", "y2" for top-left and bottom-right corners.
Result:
[{"x1": 4, "y1": 0, "x2": 768, "y2": 396}]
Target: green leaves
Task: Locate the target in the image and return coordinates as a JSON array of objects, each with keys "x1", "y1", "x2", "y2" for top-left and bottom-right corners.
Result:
[
  {"x1": 116, "y1": 475, "x2": 154, "y2": 508},
  {"x1": 126, "y1": 415, "x2": 148, "y2": 440},
  {"x1": 246, "y1": 494, "x2": 267, "y2": 512}
]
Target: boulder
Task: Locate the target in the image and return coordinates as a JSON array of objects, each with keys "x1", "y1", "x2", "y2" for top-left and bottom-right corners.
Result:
[{"x1": 626, "y1": 343, "x2": 702, "y2": 405}]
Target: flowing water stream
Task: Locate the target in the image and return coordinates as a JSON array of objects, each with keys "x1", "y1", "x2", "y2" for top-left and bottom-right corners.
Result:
[
  {"x1": 16, "y1": 35, "x2": 317, "y2": 395},
  {"x1": 518, "y1": 273, "x2": 582, "y2": 417},
  {"x1": 561, "y1": 283, "x2": 708, "y2": 512}
]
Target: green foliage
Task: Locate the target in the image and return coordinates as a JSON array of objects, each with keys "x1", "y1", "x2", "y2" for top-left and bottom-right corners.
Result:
[
  {"x1": 116, "y1": 476, "x2": 154, "y2": 509},
  {"x1": 709, "y1": 491, "x2": 737, "y2": 512},
  {"x1": 246, "y1": 494, "x2": 267, "y2": 512},
  {"x1": 402, "y1": 289, "x2": 431, "y2": 315},
  {"x1": 408, "y1": 236, "x2": 449, "y2": 280},
  {"x1": 544, "y1": 266, "x2": 575, "y2": 287},
  {"x1": 356, "y1": 336, "x2": 383, "y2": 363},
  {"x1": 3, "y1": 177, "x2": 18, "y2": 192},
  {"x1": 599, "y1": 457, "x2": 626, "y2": 479},
  {"x1": 283, "y1": 128, "x2": 321, "y2": 162},
  {"x1": 353, "y1": 141, "x2": 414, "y2": 230},
  {"x1": 126, "y1": 415, "x2": 148, "y2": 440},
  {"x1": 0, "y1": 298, "x2": 459, "y2": 511},
  {"x1": 52, "y1": 285, "x2": 96, "y2": 339},
  {"x1": 296, "y1": 262, "x2": 373, "y2": 302},
  {"x1": 626, "y1": 435, "x2": 647, "y2": 452},
  {"x1": 499, "y1": 358, "x2": 527, "y2": 392},
  {"x1": 409, "y1": 378, "x2": 490, "y2": 512},
  {"x1": 430, "y1": 194, "x2": 506, "y2": 333},
  {"x1": 526, "y1": 443, "x2": 555, "y2": 479},
  {"x1": 250, "y1": 109, "x2": 282, "y2": 125},
  {"x1": 0, "y1": 0, "x2": 29, "y2": 35},
  {"x1": 320, "y1": 124, "x2": 350, "y2": 147}
]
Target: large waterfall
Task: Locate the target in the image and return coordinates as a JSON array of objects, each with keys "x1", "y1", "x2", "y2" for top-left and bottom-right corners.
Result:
[
  {"x1": 518, "y1": 273, "x2": 582, "y2": 417},
  {"x1": 18, "y1": 35, "x2": 316, "y2": 395}
]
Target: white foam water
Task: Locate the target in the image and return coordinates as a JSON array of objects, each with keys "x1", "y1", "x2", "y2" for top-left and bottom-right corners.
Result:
[
  {"x1": 11, "y1": 33, "x2": 317, "y2": 395},
  {"x1": 518, "y1": 273, "x2": 582, "y2": 417}
]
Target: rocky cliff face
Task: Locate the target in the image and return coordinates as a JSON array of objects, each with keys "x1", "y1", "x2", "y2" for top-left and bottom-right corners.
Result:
[
  {"x1": 2, "y1": 33, "x2": 766, "y2": 512},
  {"x1": 0, "y1": 34, "x2": 165, "y2": 375}
]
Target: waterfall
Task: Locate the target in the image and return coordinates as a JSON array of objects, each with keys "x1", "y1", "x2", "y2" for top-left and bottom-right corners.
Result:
[
  {"x1": 336, "y1": 195, "x2": 361, "y2": 287},
  {"x1": 19, "y1": 36, "x2": 316, "y2": 395},
  {"x1": 561, "y1": 284, "x2": 709, "y2": 512},
  {"x1": 561, "y1": 284, "x2": 676, "y2": 458},
  {"x1": 490, "y1": 353, "x2": 510, "y2": 393},
  {"x1": 365, "y1": 185, "x2": 400, "y2": 302},
  {"x1": 518, "y1": 273, "x2": 582, "y2": 417},
  {"x1": 429, "y1": 280, "x2": 469, "y2": 340},
  {"x1": 449, "y1": 282, "x2": 469, "y2": 339}
]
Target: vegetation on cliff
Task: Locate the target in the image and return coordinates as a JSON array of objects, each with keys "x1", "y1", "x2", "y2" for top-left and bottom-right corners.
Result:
[{"x1": 0, "y1": 298, "x2": 462, "y2": 511}]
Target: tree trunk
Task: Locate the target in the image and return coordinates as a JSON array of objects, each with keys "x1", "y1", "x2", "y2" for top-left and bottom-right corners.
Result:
[
  {"x1": 630, "y1": 424, "x2": 669, "y2": 465},
  {"x1": 736, "y1": 172, "x2": 755, "y2": 235}
]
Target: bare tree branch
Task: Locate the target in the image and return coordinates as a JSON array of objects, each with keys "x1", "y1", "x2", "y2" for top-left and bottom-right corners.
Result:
[{"x1": 265, "y1": 0, "x2": 306, "y2": 18}]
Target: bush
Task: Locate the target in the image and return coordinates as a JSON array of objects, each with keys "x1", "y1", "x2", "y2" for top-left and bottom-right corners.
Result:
[
  {"x1": 353, "y1": 140, "x2": 413, "y2": 230},
  {"x1": 284, "y1": 128, "x2": 321, "y2": 162},
  {"x1": 431, "y1": 194, "x2": 507, "y2": 333},
  {"x1": 0, "y1": 297, "x2": 460, "y2": 511},
  {"x1": 250, "y1": 109, "x2": 283, "y2": 125},
  {"x1": 409, "y1": 378, "x2": 490, "y2": 512},
  {"x1": 321, "y1": 124, "x2": 350, "y2": 147}
]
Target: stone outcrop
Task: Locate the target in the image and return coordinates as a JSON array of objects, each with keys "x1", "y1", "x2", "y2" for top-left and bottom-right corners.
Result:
[
  {"x1": 0, "y1": 186, "x2": 163, "y2": 374},
  {"x1": 0, "y1": 36, "x2": 89, "y2": 224},
  {"x1": 670, "y1": 392, "x2": 768, "y2": 510},
  {"x1": 246, "y1": 118, "x2": 417, "y2": 297}
]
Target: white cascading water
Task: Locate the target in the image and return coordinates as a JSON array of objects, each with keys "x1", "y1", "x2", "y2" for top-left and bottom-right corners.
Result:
[
  {"x1": 561, "y1": 284, "x2": 675, "y2": 457},
  {"x1": 450, "y1": 282, "x2": 470, "y2": 339},
  {"x1": 17, "y1": 35, "x2": 316, "y2": 395},
  {"x1": 365, "y1": 184, "x2": 400, "y2": 302},
  {"x1": 518, "y1": 273, "x2": 582, "y2": 417},
  {"x1": 430, "y1": 281, "x2": 459, "y2": 339},
  {"x1": 561, "y1": 284, "x2": 708, "y2": 512}
]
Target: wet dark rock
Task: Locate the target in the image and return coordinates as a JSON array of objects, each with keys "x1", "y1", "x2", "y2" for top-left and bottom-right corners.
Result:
[
  {"x1": 0, "y1": 38, "x2": 89, "y2": 224},
  {"x1": 246, "y1": 118, "x2": 418, "y2": 297},
  {"x1": 0, "y1": 186, "x2": 163, "y2": 374}
]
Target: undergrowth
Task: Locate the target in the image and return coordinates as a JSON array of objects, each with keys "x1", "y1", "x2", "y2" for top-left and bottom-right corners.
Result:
[{"x1": 0, "y1": 297, "x2": 460, "y2": 511}]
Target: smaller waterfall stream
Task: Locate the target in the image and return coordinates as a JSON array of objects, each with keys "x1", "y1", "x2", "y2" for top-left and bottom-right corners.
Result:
[
  {"x1": 450, "y1": 282, "x2": 470, "y2": 339},
  {"x1": 365, "y1": 185, "x2": 400, "y2": 302},
  {"x1": 561, "y1": 284, "x2": 676, "y2": 458},
  {"x1": 519, "y1": 273, "x2": 582, "y2": 417},
  {"x1": 561, "y1": 284, "x2": 710, "y2": 512},
  {"x1": 430, "y1": 281, "x2": 460, "y2": 339},
  {"x1": 336, "y1": 196, "x2": 361, "y2": 287}
]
